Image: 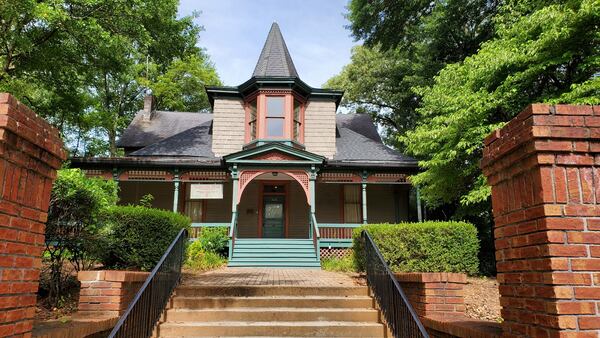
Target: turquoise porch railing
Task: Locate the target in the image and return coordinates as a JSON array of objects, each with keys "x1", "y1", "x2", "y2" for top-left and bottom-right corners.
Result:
[
  {"x1": 318, "y1": 223, "x2": 362, "y2": 249},
  {"x1": 189, "y1": 222, "x2": 230, "y2": 239},
  {"x1": 309, "y1": 213, "x2": 321, "y2": 260}
]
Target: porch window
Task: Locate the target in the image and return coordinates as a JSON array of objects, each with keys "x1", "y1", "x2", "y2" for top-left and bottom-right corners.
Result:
[
  {"x1": 185, "y1": 200, "x2": 203, "y2": 222},
  {"x1": 266, "y1": 96, "x2": 285, "y2": 137},
  {"x1": 248, "y1": 99, "x2": 257, "y2": 141},
  {"x1": 293, "y1": 98, "x2": 302, "y2": 141},
  {"x1": 343, "y1": 185, "x2": 361, "y2": 223}
]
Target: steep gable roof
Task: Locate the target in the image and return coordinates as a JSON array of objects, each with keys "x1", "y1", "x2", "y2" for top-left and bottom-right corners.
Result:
[{"x1": 252, "y1": 23, "x2": 299, "y2": 78}]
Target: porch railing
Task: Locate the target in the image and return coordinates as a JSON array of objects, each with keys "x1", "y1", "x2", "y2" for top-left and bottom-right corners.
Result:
[
  {"x1": 319, "y1": 223, "x2": 361, "y2": 248},
  {"x1": 228, "y1": 211, "x2": 238, "y2": 259},
  {"x1": 309, "y1": 213, "x2": 320, "y2": 260},
  {"x1": 189, "y1": 222, "x2": 229, "y2": 239},
  {"x1": 108, "y1": 228, "x2": 187, "y2": 338},
  {"x1": 362, "y1": 230, "x2": 429, "y2": 338}
]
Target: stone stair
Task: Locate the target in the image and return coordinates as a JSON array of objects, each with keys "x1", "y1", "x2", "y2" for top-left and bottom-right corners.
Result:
[
  {"x1": 228, "y1": 239, "x2": 321, "y2": 268},
  {"x1": 155, "y1": 285, "x2": 389, "y2": 337}
]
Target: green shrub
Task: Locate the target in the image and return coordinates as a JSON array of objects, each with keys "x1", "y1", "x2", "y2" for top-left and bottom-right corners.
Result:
[
  {"x1": 100, "y1": 206, "x2": 191, "y2": 271},
  {"x1": 45, "y1": 168, "x2": 118, "y2": 307},
  {"x1": 353, "y1": 222, "x2": 479, "y2": 274},
  {"x1": 185, "y1": 239, "x2": 227, "y2": 271},
  {"x1": 198, "y1": 227, "x2": 229, "y2": 257},
  {"x1": 321, "y1": 255, "x2": 356, "y2": 273}
]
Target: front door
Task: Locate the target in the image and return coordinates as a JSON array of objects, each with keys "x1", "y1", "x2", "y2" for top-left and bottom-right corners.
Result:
[{"x1": 262, "y1": 195, "x2": 285, "y2": 238}]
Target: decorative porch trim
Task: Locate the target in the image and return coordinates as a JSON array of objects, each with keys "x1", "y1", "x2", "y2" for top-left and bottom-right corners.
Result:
[
  {"x1": 224, "y1": 141, "x2": 324, "y2": 165},
  {"x1": 180, "y1": 170, "x2": 228, "y2": 182},
  {"x1": 318, "y1": 172, "x2": 361, "y2": 183},
  {"x1": 367, "y1": 173, "x2": 409, "y2": 183},
  {"x1": 237, "y1": 169, "x2": 310, "y2": 204}
]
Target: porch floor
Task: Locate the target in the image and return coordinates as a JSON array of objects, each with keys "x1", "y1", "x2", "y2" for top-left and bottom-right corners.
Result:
[{"x1": 181, "y1": 267, "x2": 364, "y2": 287}]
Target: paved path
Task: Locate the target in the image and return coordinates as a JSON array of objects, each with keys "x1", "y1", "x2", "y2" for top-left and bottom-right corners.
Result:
[{"x1": 182, "y1": 267, "x2": 364, "y2": 287}]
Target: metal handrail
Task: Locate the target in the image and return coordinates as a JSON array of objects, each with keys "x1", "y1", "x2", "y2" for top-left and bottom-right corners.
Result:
[
  {"x1": 362, "y1": 230, "x2": 429, "y2": 338},
  {"x1": 108, "y1": 228, "x2": 187, "y2": 338}
]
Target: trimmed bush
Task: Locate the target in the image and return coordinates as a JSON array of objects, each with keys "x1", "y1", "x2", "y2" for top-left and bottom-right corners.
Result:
[
  {"x1": 100, "y1": 206, "x2": 191, "y2": 271},
  {"x1": 353, "y1": 222, "x2": 479, "y2": 275}
]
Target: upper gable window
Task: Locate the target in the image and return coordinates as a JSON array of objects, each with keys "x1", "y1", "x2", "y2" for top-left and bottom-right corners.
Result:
[
  {"x1": 245, "y1": 91, "x2": 304, "y2": 143},
  {"x1": 266, "y1": 96, "x2": 285, "y2": 137}
]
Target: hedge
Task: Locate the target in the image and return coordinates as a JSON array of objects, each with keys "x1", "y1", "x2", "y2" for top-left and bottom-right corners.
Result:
[
  {"x1": 100, "y1": 205, "x2": 191, "y2": 271},
  {"x1": 352, "y1": 222, "x2": 479, "y2": 275}
]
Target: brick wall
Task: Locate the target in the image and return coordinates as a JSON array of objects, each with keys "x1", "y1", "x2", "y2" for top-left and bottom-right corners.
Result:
[
  {"x1": 395, "y1": 273, "x2": 467, "y2": 318},
  {"x1": 481, "y1": 104, "x2": 600, "y2": 337},
  {"x1": 0, "y1": 94, "x2": 65, "y2": 338},
  {"x1": 78, "y1": 270, "x2": 149, "y2": 317}
]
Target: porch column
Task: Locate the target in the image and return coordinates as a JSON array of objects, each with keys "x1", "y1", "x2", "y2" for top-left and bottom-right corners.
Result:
[
  {"x1": 416, "y1": 186, "x2": 423, "y2": 222},
  {"x1": 231, "y1": 166, "x2": 239, "y2": 236},
  {"x1": 172, "y1": 170, "x2": 180, "y2": 213},
  {"x1": 361, "y1": 171, "x2": 368, "y2": 224}
]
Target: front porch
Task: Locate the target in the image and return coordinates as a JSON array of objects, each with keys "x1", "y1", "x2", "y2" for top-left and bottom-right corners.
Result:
[{"x1": 78, "y1": 143, "x2": 421, "y2": 268}]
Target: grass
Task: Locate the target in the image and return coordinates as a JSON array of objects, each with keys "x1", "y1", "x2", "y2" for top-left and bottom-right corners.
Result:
[
  {"x1": 185, "y1": 250, "x2": 227, "y2": 271},
  {"x1": 321, "y1": 255, "x2": 356, "y2": 272}
]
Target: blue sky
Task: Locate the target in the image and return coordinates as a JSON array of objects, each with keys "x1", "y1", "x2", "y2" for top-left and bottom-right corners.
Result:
[{"x1": 178, "y1": 0, "x2": 356, "y2": 88}]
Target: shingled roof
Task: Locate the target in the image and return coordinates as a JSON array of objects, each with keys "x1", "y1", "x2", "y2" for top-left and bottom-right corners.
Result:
[{"x1": 252, "y1": 23, "x2": 299, "y2": 78}]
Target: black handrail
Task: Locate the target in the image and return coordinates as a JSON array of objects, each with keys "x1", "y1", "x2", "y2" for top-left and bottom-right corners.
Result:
[
  {"x1": 362, "y1": 230, "x2": 429, "y2": 338},
  {"x1": 108, "y1": 228, "x2": 188, "y2": 338}
]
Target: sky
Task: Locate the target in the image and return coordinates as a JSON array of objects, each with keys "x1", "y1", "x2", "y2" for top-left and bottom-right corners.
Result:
[{"x1": 178, "y1": 0, "x2": 357, "y2": 88}]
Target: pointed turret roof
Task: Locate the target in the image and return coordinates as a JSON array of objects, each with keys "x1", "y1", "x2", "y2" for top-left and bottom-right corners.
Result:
[{"x1": 252, "y1": 23, "x2": 299, "y2": 78}]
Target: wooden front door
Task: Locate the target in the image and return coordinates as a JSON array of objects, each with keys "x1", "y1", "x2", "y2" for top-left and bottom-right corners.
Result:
[
  {"x1": 261, "y1": 184, "x2": 288, "y2": 238},
  {"x1": 262, "y1": 195, "x2": 285, "y2": 238}
]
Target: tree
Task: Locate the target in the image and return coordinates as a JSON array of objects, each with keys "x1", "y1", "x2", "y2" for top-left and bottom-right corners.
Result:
[
  {"x1": 404, "y1": 0, "x2": 599, "y2": 212},
  {"x1": 44, "y1": 169, "x2": 118, "y2": 307},
  {"x1": 327, "y1": 0, "x2": 499, "y2": 149},
  {"x1": 0, "y1": 0, "x2": 221, "y2": 156}
]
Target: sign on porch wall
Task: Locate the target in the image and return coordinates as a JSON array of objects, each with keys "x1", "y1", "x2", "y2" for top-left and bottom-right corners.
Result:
[{"x1": 189, "y1": 183, "x2": 223, "y2": 199}]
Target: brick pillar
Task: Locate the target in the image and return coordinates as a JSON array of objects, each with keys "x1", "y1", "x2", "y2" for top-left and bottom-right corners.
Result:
[
  {"x1": 481, "y1": 104, "x2": 600, "y2": 337},
  {"x1": 0, "y1": 94, "x2": 65, "y2": 337}
]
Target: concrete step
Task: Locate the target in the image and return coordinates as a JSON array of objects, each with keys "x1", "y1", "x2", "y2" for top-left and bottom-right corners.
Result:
[
  {"x1": 227, "y1": 261, "x2": 321, "y2": 268},
  {"x1": 157, "y1": 321, "x2": 386, "y2": 337},
  {"x1": 164, "y1": 308, "x2": 380, "y2": 322},
  {"x1": 171, "y1": 296, "x2": 375, "y2": 309},
  {"x1": 232, "y1": 244, "x2": 315, "y2": 249},
  {"x1": 175, "y1": 285, "x2": 370, "y2": 297},
  {"x1": 232, "y1": 252, "x2": 317, "y2": 258},
  {"x1": 235, "y1": 239, "x2": 313, "y2": 244}
]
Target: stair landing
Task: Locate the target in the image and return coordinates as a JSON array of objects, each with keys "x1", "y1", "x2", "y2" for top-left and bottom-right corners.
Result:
[{"x1": 181, "y1": 267, "x2": 361, "y2": 287}]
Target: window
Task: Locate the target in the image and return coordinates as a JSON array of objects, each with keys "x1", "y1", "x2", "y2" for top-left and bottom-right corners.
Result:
[
  {"x1": 185, "y1": 200, "x2": 203, "y2": 222},
  {"x1": 293, "y1": 99, "x2": 302, "y2": 141},
  {"x1": 343, "y1": 185, "x2": 361, "y2": 223},
  {"x1": 243, "y1": 92, "x2": 304, "y2": 142},
  {"x1": 248, "y1": 99, "x2": 257, "y2": 141},
  {"x1": 266, "y1": 96, "x2": 285, "y2": 137}
]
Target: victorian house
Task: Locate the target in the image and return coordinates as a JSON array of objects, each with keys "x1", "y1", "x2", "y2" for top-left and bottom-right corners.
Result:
[{"x1": 72, "y1": 23, "x2": 420, "y2": 268}]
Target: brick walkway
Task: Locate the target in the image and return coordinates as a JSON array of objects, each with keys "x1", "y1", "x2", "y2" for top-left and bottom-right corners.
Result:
[{"x1": 182, "y1": 267, "x2": 364, "y2": 287}]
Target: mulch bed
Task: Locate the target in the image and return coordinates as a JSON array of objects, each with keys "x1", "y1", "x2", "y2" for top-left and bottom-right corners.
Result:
[{"x1": 464, "y1": 276, "x2": 502, "y2": 322}]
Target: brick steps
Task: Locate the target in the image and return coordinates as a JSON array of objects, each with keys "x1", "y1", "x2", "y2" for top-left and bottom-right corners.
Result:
[{"x1": 156, "y1": 284, "x2": 388, "y2": 337}]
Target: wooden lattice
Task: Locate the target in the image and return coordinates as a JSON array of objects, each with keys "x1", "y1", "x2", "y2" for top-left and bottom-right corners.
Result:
[
  {"x1": 124, "y1": 170, "x2": 170, "y2": 181},
  {"x1": 320, "y1": 248, "x2": 352, "y2": 260},
  {"x1": 238, "y1": 169, "x2": 310, "y2": 203},
  {"x1": 83, "y1": 169, "x2": 112, "y2": 179},
  {"x1": 319, "y1": 172, "x2": 361, "y2": 183},
  {"x1": 182, "y1": 171, "x2": 228, "y2": 181},
  {"x1": 367, "y1": 173, "x2": 409, "y2": 183}
]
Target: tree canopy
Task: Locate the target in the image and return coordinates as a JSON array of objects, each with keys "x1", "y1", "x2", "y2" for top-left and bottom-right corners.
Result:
[
  {"x1": 330, "y1": 0, "x2": 599, "y2": 217},
  {"x1": 0, "y1": 0, "x2": 221, "y2": 156},
  {"x1": 327, "y1": 0, "x2": 499, "y2": 149}
]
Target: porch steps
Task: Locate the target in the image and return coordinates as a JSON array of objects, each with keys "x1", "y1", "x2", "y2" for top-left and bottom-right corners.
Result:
[
  {"x1": 155, "y1": 285, "x2": 388, "y2": 337},
  {"x1": 228, "y1": 239, "x2": 320, "y2": 268}
]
